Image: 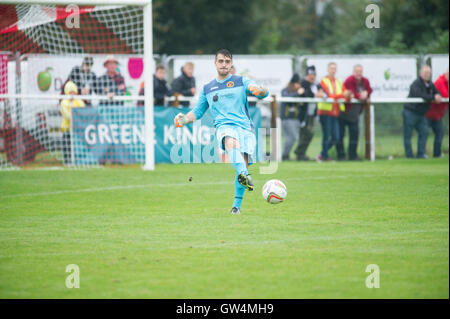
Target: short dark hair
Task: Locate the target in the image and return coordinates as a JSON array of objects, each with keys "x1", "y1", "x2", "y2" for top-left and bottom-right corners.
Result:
[
  {"x1": 156, "y1": 64, "x2": 165, "y2": 71},
  {"x1": 215, "y1": 49, "x2": 232, "y2": 60},
  {"x1": 82, "y1": 56, "x2": 93, "y2": 66},
  {"x1": 290, "y1": 73, "x2": 300, "y2": 84}
]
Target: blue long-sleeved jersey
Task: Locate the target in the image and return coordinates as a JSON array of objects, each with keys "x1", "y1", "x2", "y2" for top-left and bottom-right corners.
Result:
[{"x1": 192, "y1": 74, "x2": 268, "y2": 131}]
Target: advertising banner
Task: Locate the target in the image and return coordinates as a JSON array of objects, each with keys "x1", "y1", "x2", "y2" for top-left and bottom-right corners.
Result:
[
  {"x1": 25, "y1": 54, "x2": 155, "y2": 102},
  {"x1": 430, "y1": 54, "x2": 449, "y2": 82},
  {"x1": 172, "y1": 55, "x2": 294, "y2": 96},
  {"x1": 72, "y1": 106, "x2": 262, "y2": 165},
  {"x1": 302, "y1": 55, "x2": 418, "y2": 98}
]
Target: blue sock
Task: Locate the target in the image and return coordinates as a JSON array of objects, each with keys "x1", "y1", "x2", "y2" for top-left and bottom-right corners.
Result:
[
  {"x1": 233, "y1": 173, "x2": 246, "y2": 208},
  {"x1": 227, "y1": 148, "x2": 248, "y2": 175}
]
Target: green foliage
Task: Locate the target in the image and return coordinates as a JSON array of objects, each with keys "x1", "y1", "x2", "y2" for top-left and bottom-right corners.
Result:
[
  {"x1": 249, "y1": 17, "x2": 281, "y2": 54},
  {"x1": 374, "y1": 0, "x2": 449, "y2": 54},
  {"x1": 419, "y1": 30, "x2": 450, "y2": 54},
  {"x1": 153, "y1": 0, "x2": 255, "y2": 54},
  {"x1": 153, "y1": 0, "x2": 449, "y2": 55}
]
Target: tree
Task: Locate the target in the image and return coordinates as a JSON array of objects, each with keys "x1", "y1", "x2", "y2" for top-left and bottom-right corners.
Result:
[
  {"x1": 154, "y1": 0, "x2": 255, "y2": 54},
  {"x1": 153, "y1": 0, "x2": 449, "y2": 55}
]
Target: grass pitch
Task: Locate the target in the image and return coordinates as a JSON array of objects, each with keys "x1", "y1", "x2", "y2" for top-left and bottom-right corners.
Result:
[{"x1": 0, "y1": 158, "x2": 448, "y2": 298}]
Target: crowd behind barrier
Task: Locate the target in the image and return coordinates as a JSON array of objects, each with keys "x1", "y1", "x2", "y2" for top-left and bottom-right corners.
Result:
[{"x1": 0, "y1": 54, "x2": 448, "y2": 163}]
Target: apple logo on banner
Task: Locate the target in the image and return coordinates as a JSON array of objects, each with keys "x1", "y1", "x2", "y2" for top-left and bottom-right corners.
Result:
[
  {"x1": 128, "y1": 58, "x2": 143, "y2": 79},
  {"x1": 38, "y1": 67, "x2": 53, "y2": 91},
  {"x1": 384, "y1": 68, "x2": 391, "y2": 81}
]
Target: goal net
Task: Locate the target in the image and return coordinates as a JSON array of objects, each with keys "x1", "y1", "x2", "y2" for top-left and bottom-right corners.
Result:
[{"x1": 0, "y1": 1, "x2": 154, "y2": 169}]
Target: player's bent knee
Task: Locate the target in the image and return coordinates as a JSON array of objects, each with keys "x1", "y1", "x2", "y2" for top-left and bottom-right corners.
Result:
[{"x1": 224, "y1": 136, "x2": 240, "y2": 151}]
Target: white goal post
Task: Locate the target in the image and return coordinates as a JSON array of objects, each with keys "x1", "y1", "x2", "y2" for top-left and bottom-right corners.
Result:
[{"x1": 0, "y1": 0, "x2": 155, "y2": 170}]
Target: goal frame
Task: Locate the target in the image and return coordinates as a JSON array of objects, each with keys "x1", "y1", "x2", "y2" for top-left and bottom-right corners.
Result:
[{"x1": 0, "y1": 0, "x2": 155, "y2": 170}]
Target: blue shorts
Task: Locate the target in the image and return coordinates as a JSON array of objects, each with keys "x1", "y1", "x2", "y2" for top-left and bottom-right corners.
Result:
[{"x1": 216, "y1": 124, "x2": 256, "y2": 163}]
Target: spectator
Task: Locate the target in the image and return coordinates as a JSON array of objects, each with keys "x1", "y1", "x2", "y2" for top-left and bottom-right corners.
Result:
[
  {"x1": 97, "y1": 55, "x2": 126, "y2": 106},
  {"x1": 60, "y1": 81, "x2": 85, "y2": 165},
  {"x1": 294, "y1": 65, "x2": 324, "y2": 161},
  {"x1": 281, "y1": 73, "x2": 305, "y2": 161},
  {"x1": 338, "y1": 64, "x2": 373, "y2": 160},
  {"x1": 65, "y1": 56, "x2": 96, "y2": 105},
  {"x1": 230, "y1": 65, "x2": 236, "y2": 75},
  {"x1": 425, "y1": 68, "x2": 449, "y2": 158},
  {"x1": 317, "y1": 62, "x2": 352, "y2": 161},
  {"x1": 403, "y1": 65, "x2": 442, "y2": 159},
  {"x1": 171, "y1": 62, "x2": 196, "y2": 106},
  {"x1": 138, "y1": 64, "x2": 171, "y2": 106}
]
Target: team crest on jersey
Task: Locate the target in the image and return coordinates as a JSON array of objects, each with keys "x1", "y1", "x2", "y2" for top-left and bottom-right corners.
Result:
[{"x1": 226, "y1": 81, "x2": 234, "y2": 88}]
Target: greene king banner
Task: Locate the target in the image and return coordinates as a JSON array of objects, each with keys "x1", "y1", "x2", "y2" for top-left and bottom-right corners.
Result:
[
  {"x1": 72, "y1": 106, "x2": 262, "y2": 165},
  {"x1": 302, "y1": 55, "x2": 418, "y2": 98}
]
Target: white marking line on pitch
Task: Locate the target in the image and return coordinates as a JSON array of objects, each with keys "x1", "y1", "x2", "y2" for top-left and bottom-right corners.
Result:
[
  {"x1": 1, "y1": 174, "x2": 376, "y2": 199},
  {"x1": 185, "y1": 228, "x2": 449, "y2": 250},
  {"x1": 0, "y1": 228, "x2": 446, "y2": 258}
]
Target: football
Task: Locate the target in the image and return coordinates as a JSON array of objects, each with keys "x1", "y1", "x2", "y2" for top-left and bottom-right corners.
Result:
[{"x1": 262, "y1": 179, "x2": 287, "y2": 204}]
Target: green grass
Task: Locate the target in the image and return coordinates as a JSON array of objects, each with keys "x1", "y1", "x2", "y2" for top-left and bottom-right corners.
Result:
[{"x1": 0, "y1": 158, "x2": 448, "y2": 298}]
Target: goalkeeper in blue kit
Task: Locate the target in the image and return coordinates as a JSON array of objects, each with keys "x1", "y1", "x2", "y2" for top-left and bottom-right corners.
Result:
[{"x1": 174, "y1": 49, "x2": 269, "y2": 214}]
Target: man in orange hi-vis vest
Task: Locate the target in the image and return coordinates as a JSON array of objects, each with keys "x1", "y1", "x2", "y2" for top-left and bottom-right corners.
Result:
[{"x1": 317, "y1": 62, "x2": 353, "y2": 162}]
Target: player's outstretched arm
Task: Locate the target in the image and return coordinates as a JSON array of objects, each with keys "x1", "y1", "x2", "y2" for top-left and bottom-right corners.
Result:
[{"x1": 174, "y1": 112, "x2": 196, "y2": 128}]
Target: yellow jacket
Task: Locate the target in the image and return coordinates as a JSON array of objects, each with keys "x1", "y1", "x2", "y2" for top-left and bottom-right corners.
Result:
[
  {"x1": 317, "y1": 77, "x2": 346, "y2": 117},
  {"x1": 61, "y1": 98, "x2": 85, "y2": 132}
]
